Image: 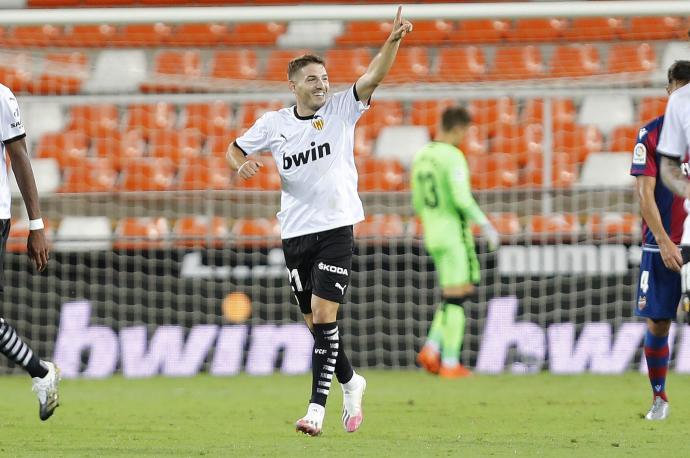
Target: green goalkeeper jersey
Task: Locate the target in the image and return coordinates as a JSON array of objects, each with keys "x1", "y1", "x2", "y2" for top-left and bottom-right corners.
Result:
[{"x1": 411, "y1": 141, "x2": 489, "y2": 250}]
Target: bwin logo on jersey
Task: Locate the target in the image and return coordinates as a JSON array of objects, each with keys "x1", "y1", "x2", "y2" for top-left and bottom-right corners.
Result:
[
  {"x1": 318, "y1": 262, "x2": 349, "y2": 276},
  {"x1": 311, "y1": 115, "x2": 325, "y2": 130},
  {"x1": 282, "y1": 141, "x2": 331, "y2": 170}
]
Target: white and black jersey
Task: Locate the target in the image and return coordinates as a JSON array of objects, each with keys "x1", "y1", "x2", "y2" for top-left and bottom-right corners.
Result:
[
  {"x1": 235, "y1": 85, "x2": 368, "y2": 239},
  {"x1": 0, "y1": 84, "x2": 25, "y2": 220}
]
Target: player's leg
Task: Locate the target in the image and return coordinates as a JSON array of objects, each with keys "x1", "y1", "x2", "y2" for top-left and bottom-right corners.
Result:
[
  {"x1": 635, "y1": 249, "x2": 679, "y2": 420},
  {"x1": 301, "y1": 311, "x2": 354, "y2": 387}
]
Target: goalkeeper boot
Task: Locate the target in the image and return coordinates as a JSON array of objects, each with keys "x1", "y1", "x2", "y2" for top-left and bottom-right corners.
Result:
[
  {"x1": 31, "y1": 361, "x2": 60, "y2": 421},
  {"x1": 341, "y1": 373, "x2": 366, "y2": 433},
  {"x1": 439, "y1": 363, "x2": 472, "y2": 379},
  {"x1": 417, "y1": 345, "x2": 441, "y2": 375},
  {"x1": 295, "y1": 403, "x2": 324, "y2": 436},
  {"x1": 645, "y1": 396, "x2": 669, "y2": 421}
]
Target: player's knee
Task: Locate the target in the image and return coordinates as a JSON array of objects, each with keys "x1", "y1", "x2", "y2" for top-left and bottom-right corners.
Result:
[
  {"x1": 648, "y1": 318, "x2": 672, "y2": 337},
  {"x1": 311, "y1": 295, "x2": 339, "y2": 323}
]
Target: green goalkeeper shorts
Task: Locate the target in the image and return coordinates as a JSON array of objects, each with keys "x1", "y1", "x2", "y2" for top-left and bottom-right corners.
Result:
[{"x1": 428, "y1": 240, "x2": 480, "y2": 288}]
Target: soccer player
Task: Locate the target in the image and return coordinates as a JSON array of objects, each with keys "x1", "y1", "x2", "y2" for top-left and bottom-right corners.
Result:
[
  {"x1": 411, "y1": 106, "x2": 499, "y2": 378},
  {"x1": 637, "y1": 60, "x2": 690, "y2": 420},
  {"x1": 0, "y1": 82, "x2": 60, "y2": 420},
  {"x1": 225, "y1": 7, "x2": 413, "y2": 436}
]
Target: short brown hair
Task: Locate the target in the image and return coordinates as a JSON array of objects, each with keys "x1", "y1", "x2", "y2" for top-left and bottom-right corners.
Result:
[
  {"x1": 668, "y1": 60, "x2": 690, "y2": 85},
  {"x1": 287, "y1": 54, "x2": 326, "y2": 80},
  {"x1": 441, "y1": 106, "x2": 472, "y2": 132}
]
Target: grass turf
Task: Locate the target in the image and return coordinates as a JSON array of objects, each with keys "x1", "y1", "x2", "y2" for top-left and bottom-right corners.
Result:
[{"x1": 1, "y1": 371, "x2": 688, "y2": 457}]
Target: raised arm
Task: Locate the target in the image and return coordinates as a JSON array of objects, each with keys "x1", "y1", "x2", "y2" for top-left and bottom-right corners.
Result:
[{"x1": 355, "y1": 6, "x2": 413, "y2": 102}]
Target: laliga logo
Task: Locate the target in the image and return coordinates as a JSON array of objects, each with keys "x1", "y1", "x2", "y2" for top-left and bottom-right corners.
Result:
[{"x1": 311, "y1": 115, "x2": 324, "y2": 130}]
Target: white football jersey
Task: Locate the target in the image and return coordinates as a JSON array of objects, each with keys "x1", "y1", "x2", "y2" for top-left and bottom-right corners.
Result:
[
  {"x1": 236, "y1": 86, "x2": 368, "y2": 239},
  {"x1": 0, "y1": 84, "x2": 25, "y2": 219},
  {"x1": 658, "y1": 82, "x2": 690, "y2": 161}
]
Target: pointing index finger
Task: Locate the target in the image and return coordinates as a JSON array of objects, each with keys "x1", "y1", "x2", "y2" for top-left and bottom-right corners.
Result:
[{"x1": 395, "y1": 5, "x2": 402, "y2": 25}]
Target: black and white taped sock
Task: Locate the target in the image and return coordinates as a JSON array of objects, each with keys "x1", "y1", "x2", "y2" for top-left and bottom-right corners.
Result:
[
  {"x1": 0, "y1": 318, "x2": 47, "y2": 378},
  {"x1": 311, "y1": 322, "x2": 339, "y2": 407}
]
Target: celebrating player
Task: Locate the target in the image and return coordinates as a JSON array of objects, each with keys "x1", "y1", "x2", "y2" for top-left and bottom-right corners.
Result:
[
  {"x1": 411, "y1": 106, "x2": 499, "y2": 378},
  {"x1": 226, "y1": 7, "x2": 412, "y2": 436},
  {"x1": 635, "y1": 60, "x2": 690, "y2": 420},
  {"x1": 0, "y1": 83, "x2": 60, "y2": 420}
]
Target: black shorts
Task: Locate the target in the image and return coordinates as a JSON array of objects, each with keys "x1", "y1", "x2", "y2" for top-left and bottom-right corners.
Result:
[
  {"x1": 282, "y1": 225, "x2": 354, "y2": 314},
  {"x1": 0, "y1": 219, "x2": 9, "y2": 291}
]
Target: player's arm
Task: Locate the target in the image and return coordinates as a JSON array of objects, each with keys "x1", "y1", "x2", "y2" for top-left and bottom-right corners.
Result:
[
  {"x1": 636, "y1": 175, "x2": 682, "y2": 271},
  {"x1": 5, "y1": 137, "x2": 48, "y2": 272},
  {"x1": 659, "y1": 156, "x2": 690, "y2": 198},
  {"x1": 354, "y1": 6, "x2": 413, "y2": 102},
  {"x1": 226, "y1": 141, "x2": 262, "y2": 179},
  {"x1": 658, "y1": 92, "x2": 690, "y2": 198}
]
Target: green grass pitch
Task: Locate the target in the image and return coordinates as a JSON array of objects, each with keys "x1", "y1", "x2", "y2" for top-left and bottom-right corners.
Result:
[{"x1": 1, "y1": 371, "x2": 689, "y2": 457}]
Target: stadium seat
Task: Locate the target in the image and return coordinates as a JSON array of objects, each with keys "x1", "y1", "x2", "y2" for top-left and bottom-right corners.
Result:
[
  {"x1": 113, "y1": 217, "x2": 170, "y2": 250},
  {"x1": 177, "y1": 157, "x2": 233, "y2": 191},
  {"x1": 520, "y1": 98, "x2": 576, "y2": 128},
  {"x1": 525, "y1": 213, "x2": 580, "y2": 238},
  {"x1": 564, "y1": 17, "x2": 624, "y2": 41},
  {"x1": 278, "y1": 21, "x2": 343, "y2": 48},
  {"x1": 172, "y1": 216, "x2": 228, "y2": 248},
  {"x1": 491, "y1": 123, "x2": 543, "y2": 164},
  {"x1": 655, "y1": 42, "x2": 690, "y2": 84},
  {"x1": 6, "y1": 25, "x2": 62, "y2": 47},
  {"x1": 112, "y1": 23, "x2": 173, "y2": 47},
  {"x1": 386, "y1": 47, "x2": 430, "y2": 83},
  {"x1": 59, "y1": 24, "x2": 117, "y2": 47},
  {"x1": 0, "y1": 53, "x2": 32, "y2": 94},
  {"x1": 468, "y1": 98, "x2": 518, "y2": 135},
  {"x1": 9, "y1": 158, "x2": 60, "y2": 196},
  {"x1": 607, "y1": 125, "x2": 639, "y2": 153},
  {"x1": 125, "y1": 103, "x2": 177, "y2": 138},
  {"x1": 119, "y1": 158, "x2": 175, "y2": 192},
  {"x1": 578, "y1": 152, "x2": 636, "y2": 188},
  {"x1": 489, "y1": 46, "x2": 545, "y2": 80},
  {"x1": 224, "y1": 22, "x2": 286, "y2": 46},
  {"x1": 626, "y1": 16, "x2": 687, "y2": 41},
  {"x1": 231, "y1": 218, "x2": 280, "y2": 248},
  {"x1": 467, "y1": 152, "x2": 520, "y2": 190},
  {"x1": 30, "y1": 52, "x2": 89, "y2": 95},
  {"x1": 232, "y1": 155, "x2": 281, "y2": 191},
  {"x1": 354, "y1": 126, "x2": 374, "y2": 158},
  {"x1": 149, "y1": 128, "x2": 203, "y2": 165},
  {"x1": 638, "y1": 97, "x2": 667, "y2": 123},
  {"x1": 35, "y1": 131, "x2": 89, "y2": 169},
  {"x1": 356, "y1": 100, "x2": 404, "y2": 139},
  {"x1": 354, "y1": 214, "x2": 405, "y2": 239},
  {"x1": 470, "y1": 212, "x2": 522, "y2": 238},
  {"x1": 357, "y1": 157, "x2": 406, "y2": 192},
  {"x1": 29, "y1": 0, "x2": 79, "y2": 6},
  {"x1": 67, "y1": 104, "x2": 119, "y2": 137},
  {"x1": 607, "y1": 43, "x2": 656, "y2": 77},
  {"x1": 508, "y1": 18, "x2": 566, "y2": 42},
  {"x1": 206, "y1": 130, "x2": 239, "y2": 158},
  {"x1": 401, "y1": 20, "x2": 453, "y2": 45},
  {"x1": 85, "y1": 50, "x2": 147, "y2": 93},
  {"x1": 170, "y1": 23, "x2": 229, "y2": 46},
  {"x1": 578, "y1": 94, "x2": 634, "y2": 135},
  {"x1": 553, "y1": 124, "x2": 604, "y2": 164},
  {"x1": 585, "y1": 212, "x2": 639, "y2": 239},
  {"x1": 238, "y1": 101, "x2": 285, "y2": 129},
  {"x1": 94, "y1": 129, "x2": 146, "y2": 170},
  {"x1": 210, "y1": 50, "x2": 259, "y2": 82},
  {"x1": 323, "y1": 48, "x2": 371, "y2": 85},
  {"x1": 53, "y1": 216, "x2": 112, "y2": 252},
  {"x1": 21, "y1": 101, "x2": 64, "y2": 140},
  {"x1": 140, "y1": 50, "x2": 201, "y2": 93},
  {"x1": 375, "y1": 125, "x2": 430, "y2": 168},
  {"x1": 549, "y1": 45, "x2": 601, "y2": 79},
  {"x1": 83, "y1": 0, "x2": 134, "y2": 5},
  {"x1": 184, "y1": 102, "x2": 233, "y2": 138},
  {"x1": 459, "y1": 125, "x2": 489, "y2": 157},
  {"x1": 520, "y1": 152, "x2": 577, "y2": 189},
  {"x1": 59, "y1": 158, "x2": 118, "y2": 193},
  {"x1": 434, "y1": 47, "x2": 486, "y2": 83},
  {"x1": 335, "y1": 21, "x2": 391, "y2": 46},
  {"x1": 264, "y1": 49, "x2": 311, "y2": 82},
  {"x1": 410, "y1": 99, "x2": 457, "y2": 137},
  {"x1": 449, "y1": 19, "x2": 509, "y2": 43}
]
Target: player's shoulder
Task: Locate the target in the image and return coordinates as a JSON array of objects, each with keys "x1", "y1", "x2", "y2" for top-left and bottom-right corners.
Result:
[
  {"x1": 0, "y1": 83, "x2": 15, "y2": 101},
  {"x1": 636, "y1": 115, "x2": 663, "y2": 144}
]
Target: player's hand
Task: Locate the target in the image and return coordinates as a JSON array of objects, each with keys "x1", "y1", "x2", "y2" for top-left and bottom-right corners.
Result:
[
  {"x1": 27, "y1": 229, "x2": 49, "y2": 272},
  {"x1": 659, "y1": 238, "x2": 682, "y2": 272},
  {"x1": 481, "y1": 223, "x2": 500, "y2": 252},
  {"x1": 389, "y1": 6, "x2": 413, "y2": 42},
  {"x1": 237, "y1": 159, "x2": 263, "y2": 179}
]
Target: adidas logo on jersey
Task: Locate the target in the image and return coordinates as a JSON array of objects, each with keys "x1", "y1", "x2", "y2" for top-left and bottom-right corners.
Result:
[
  {"x1": 318, "y1": 262, "x2": 348, "y2": 276},
  {"x1": 282, "y1": 141, "x2": 331, "y2": 170}
]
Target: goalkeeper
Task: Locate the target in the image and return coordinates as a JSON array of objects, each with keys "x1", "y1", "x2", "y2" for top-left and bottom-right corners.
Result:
[{"x1": 411, "y1": 106, "x2": 499, "y2": 378}]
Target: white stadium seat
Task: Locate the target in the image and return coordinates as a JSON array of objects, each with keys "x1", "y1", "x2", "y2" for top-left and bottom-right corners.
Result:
[
  {"x1": 578, "y1": 94, "x2": 634, "y2": 136},
  {"x1": 577, "y1": 152, "x2": 636, "y2": 188},
  {"x1": 374, "y1": 125, "x2": 430, "y2": 168},
  {"x1": 53, "y1": 216, "x2": 113, "y2": 252},
  {"x1": 10, "y1": 158, "x2": 60, "y2": 196},
  {"x1": 85, "y1": 50, "x2": 147, "y2": 93}
]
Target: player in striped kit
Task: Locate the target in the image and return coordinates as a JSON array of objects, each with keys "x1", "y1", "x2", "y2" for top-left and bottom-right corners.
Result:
[{"x1": 633, "y1": 60, "x2": 690, "y2": 420}]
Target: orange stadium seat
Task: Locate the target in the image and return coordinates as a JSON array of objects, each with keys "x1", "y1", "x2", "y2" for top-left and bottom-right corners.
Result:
[
  {"x1": 357, "y1": 101, "x2": 404, "y2": 139},
  {"x1": 354, "y1": 126, "x2": 374, "y2": 158},
  {"x1": 184, "y1": 102, "x2": 234, "y2": 138},
  {"x1": 638, "y1": 97, "x2": 667, "y2": 123},
  {"x1": 29, "y1": 0, "x2": 80, "y2": 6},
  {"x1": 355, "y1": 214, "x2": 405, "y2": 239},
  {"x1": 586, "y1": 212, "x2": 639, "y2": 239},
  {"x1": 608, "y1": 125, "x2": 639, "y2": 152},
  {"x1": 67, "y1": 104, "x2": 119, "y2": 137},
  {"x1": 6, "y1": 25, "x2": 63, "y2": 47},
  {"x1": 140, "y1": 50, "x2": 201, "y2": 93},
  {"x1": 224, "y1": 22, "x2": 286, "y2": 46},
  {"x1": 83, "y1": 0, "x2": 134, "y2": 5},
  {"x1": 93, "y1": 129, "x2": 146, "y2": 171},
  {"x1": 410, "y1": 99, "x2": 456, "y2": 137},
  {"x1": 0, "y1": 53, "x2": 32, "y2": 93},
  {"x1": 36, "y1": 131, "x2": 89, "y2": 169},
  {"x1": 469, "y1": 98, "x2": 518, "y2": 135},
  {"x1": 59, "y1": 158, "x2": 118, "y2": 193},
  {"x1": 626, "y1": 17, "x2": 687, "y2": 41},
  {"x1": 264, "y1": 49, "x2": 310, "y2": 82},
  {"x1": 210, "y1": 50, "x2": 259, "y2": 82},
  {"x1": 238, "y1": 101, "x2": 285, "y2": 129},
  {"x1": 125, "y1": 103, "x2": 177, "y2": 138},
  {"x1": 471, "y1": 212, "x2": 522, "y2": 238},
  {"x1": 490, "y1": 46, "x2": 545, "y2": 80},
  {"x1": 402, "y1": 20, "x2": 453, "y2": 45},
  {"x1": 459, "y1": 125, "x2": 489, "y2": 157},
  {"x1": 58, "y1": 25, "x2": 117, "y2": 47},
  {"x1": 449, "y1": 19, "x2": 510, "y2": 43},
  {"x1": 491, "y1": 123, "x2": 543, "y2": 164},
  {"x1": 232, "y1": 155, "x2": 281, "y2": 191},
  {"x1": 549, "y1": 45, "x2": 601, "y2": 79},
  {"x1": 113, "y1": 217, "x2": 170, "y2": 250},
  {"x1": 206, "y1": 130, "x2": 238, "y2": 158},
  {"x1": 111, "y1": 23, "x2": 173, "y2": 47},
  {"x1": 170, "y1": 23, "x2": 230, "y2": 46},
  {"x1": 386, "y1": 47, "x2": 430, "y2": 83},
  {"x1": 231, "y1": 218, "x2": 280, "y2": 247},
  {"x1": 119, "y1": 158, "x2": 175, "y2": 192},
  {"x1": 565, "y1": 17, "x2": 624, "y2": 41},
  {"x1": 521, "y1": 98, "x2": 577, "y2": 128},
  {"x1": 173, "y1": 216, "x2": 228, "y2": 248},
  {"x1": 435, "y1": 47, "x2": 486, "y2": 83},
  {"x1": 324, "y1": 48, "x2": 371, "y2": 85},
  {"x1": 520, "y1": 152, "x2": 578, "y2": 188},
  {"x1": 29, "y1": 52, "x2": 88, "y2": 95},
  {"x1": 526, "y1": 213, "x2": 580, "y2": 238},
  {"x1": 149, "y1": 128, "x2": 203, "y2": 165},
  {"x1": 177, "y1": 157, "x2": 233, "y2": 191},
  {"x1": 607, "y1": 43, "x2": 656, "y2": 75},
  {"x1": 508, "y1": 18, "x2": 566, "y2": 42},
  {"x1": 467, "y1": 152, "x2": 520, "y2": 190},
  {"x1": 335, "y1": 21, "x2": 392, "y2": 46},
  {"x1": 554, "y1": 124, "x2": 604, "y2": 164},
  {"x1": 357, "y1": 157, "x2": 406, "y2": 192}
]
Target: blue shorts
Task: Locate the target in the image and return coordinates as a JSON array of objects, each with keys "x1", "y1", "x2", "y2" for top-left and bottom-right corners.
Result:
[{"x1": 635, "y1": 249, "x2": 681, "y2": 320}]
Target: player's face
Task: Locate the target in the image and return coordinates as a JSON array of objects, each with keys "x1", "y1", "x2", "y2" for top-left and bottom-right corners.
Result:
[{"x1": 290, "y1": 63, "x2": 329, "y2": 113}]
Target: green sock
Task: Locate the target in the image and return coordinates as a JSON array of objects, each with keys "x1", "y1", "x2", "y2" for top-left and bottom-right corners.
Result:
[
  {"x1": 425, "y1": 307, "x2": 445, "y2": 352},
  {"x1": 441, "y1": 303, "x2": 466, "y2": 366}
]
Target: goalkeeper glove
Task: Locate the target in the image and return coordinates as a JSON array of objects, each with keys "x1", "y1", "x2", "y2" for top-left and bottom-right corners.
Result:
[{"x1": 481, "y1": 223, "x2": 500, "y2": 252}]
